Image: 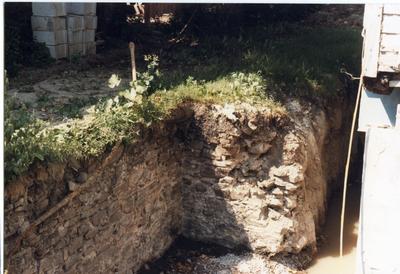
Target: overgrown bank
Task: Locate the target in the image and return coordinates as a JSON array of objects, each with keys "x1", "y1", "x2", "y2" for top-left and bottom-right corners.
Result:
[{"x1": 5, "y1": 24, "x2": 361, "y2": 183}]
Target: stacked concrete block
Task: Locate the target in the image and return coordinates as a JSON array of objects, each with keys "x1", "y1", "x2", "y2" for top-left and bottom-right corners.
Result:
[
  {"x1": 33, "y1": 30, "x2": 68, "y2": 58},
  {"x1": 85, "y1": 15, "x2": 98, "y2": 29},
  {"x1": 31, "y1": 3, "x2": 97, "y2": 59},
  {"x1": 31, "y1": 16, "x2": 66, "y2": 31},
  {"x1": 31, "y1": 3, "x2": 68, "y2": 59},
  {"x1": 67, "y1": 14, "x2": 97, "y2": 56},
  {"x1": 85, "y1": 15, "x2": 97, "y2": 55},
  {"x1": 32, "y1": 3, "x2": 67, "y2": 17},
  {"x1": 67, "y1": 3, "x2": 96, "y2": 16},
  {"x1": 33, "y1": 30, "x2": 67, "y2": 45}
]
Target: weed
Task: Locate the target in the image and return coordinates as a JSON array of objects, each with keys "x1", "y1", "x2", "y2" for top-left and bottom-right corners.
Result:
[{"x1": 57, "y1": 97, "x2": 99, "y2": 118}]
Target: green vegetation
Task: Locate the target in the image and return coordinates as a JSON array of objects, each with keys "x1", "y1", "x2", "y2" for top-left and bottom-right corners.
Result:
[
  {"x1": 5, "y1": 57, "x2": 281, "y2": 182},
  {"x1": 158, "y1": 24, "x2": 362, "y2": 100},
  {"x1": 152, "y1": 72, "x2": 284, "y2": 114},
  {"x1": 5, "y1": 92, "x2": 58, "y2": 180},
  {"x1": 4, "y1": 23, "x2": 362, "y2": 183},
  {"x1": 57, "y1": 97, "x2": 99, "y2": 119}
]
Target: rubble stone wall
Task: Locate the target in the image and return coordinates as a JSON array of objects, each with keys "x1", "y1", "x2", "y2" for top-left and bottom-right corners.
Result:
[
  {"x1": 5, "y1": 123, "x2": 185, "y2": 274},
  {"x1": 181, "y1": 101, "x2": 346, "y2": 254}
]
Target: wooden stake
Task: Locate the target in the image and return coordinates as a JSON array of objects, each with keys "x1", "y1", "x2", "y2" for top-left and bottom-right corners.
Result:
[{"x1": 129, "y1": 42, "x2": 137, "y2": 82}]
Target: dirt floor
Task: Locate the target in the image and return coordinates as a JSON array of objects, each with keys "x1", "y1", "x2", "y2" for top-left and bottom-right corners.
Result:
[{"x1": 7, "y1": 47, "x2": 132, "y2": 122}]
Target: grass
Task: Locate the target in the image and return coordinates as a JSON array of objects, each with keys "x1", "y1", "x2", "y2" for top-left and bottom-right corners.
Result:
[
  {"x1": 157, "y1": 24, "x2": 362, "y2": 100},
  {"x1": 152, "y1": 73, "x2": 285, "y2": 114},
  {"x1": 4, "y1": 23, "x2": 362, "y2": 183}
]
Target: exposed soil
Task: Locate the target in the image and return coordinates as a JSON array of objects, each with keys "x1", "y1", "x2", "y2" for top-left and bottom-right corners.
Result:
[{"x1": 7, "y1": 47, "x2": 132, "y2": 121}]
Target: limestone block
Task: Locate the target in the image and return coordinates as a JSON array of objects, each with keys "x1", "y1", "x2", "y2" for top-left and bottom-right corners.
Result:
[
  {"x1": 84, "y1": 30, "x2": 96, "y2": 43},
  {"x1": 85, "y1": 16, "x2": 98, "y2": 30},
  {"x1": 32, "y1": 3, "x2": 67, "y2": 17},
  {"x1": 33, "y1": 30, "x2": 67, "y2": 46},
  {"x1": 68, "y1": 30, "x2": 84, "y2": 44},
  {"x1": 47, "y1": 44, "x2": 68, "y2": 59},
  {"x1": 67, "y1": 3, "x2": 96, "y2": 15},
  {"x1": 248, "y1": 143, "x2": 272, "y2": 155},
  {"x1": 31, "y1": 16, "x2": 66, "y2": 31},
  {"x1": 67, "y1": 15, "x2": 84, "y2": 31}
]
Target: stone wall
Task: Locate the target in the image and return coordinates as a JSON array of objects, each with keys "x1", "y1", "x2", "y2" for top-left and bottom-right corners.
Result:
[
  {"x1": 181, "y1": 101, "x2": 346, "y2": 254},
  {"x1": 5, "y1": 100, "x2": 348, "y2": 273},
  {"x1": 5, "y1": 122, "x2": 185, "y2": 274}
]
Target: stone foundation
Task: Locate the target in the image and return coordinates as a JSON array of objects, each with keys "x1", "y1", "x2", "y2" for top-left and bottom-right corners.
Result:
[
  {"x1": 5, "y1": 124, "x2": 184, "y2": 273},
  {"x1": 180, "y1": 101, "x2": 345, "y2": 254},
  {"x1": 5, "y1": 100, "x2": 348, "y2": 273}
]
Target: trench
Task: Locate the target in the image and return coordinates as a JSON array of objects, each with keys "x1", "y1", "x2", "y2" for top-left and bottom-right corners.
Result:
[
  {"x1": 138, "y1": 117, "x2": 365, "y2": 274},
  {"x1": 137, "y1": 167, "x2": 364, "y2": 273},
  {"x1": 308, "y1": 133, "x2": 364, "y2": 274},
  {"x1": 8, "y1": 97, "x2": 362, "y2": 274},
  {"x1": 138, "y1": 174, "x2": 364, "y2": 273},
  {"x1": 139, "y1": 105, "x2": 365, "y2": 274},
  {"x1": 307, "y1": 181, "x2": 361, "y2": 273}
]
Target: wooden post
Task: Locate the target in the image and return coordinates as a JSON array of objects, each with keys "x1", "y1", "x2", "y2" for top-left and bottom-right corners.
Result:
[{"x1": 129, "y1": 42, "x2": 137, "y2": 82}]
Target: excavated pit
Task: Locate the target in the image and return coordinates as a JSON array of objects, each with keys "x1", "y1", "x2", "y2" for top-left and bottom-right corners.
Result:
[
  {"x1": 5, "y1": 98, "x2": 352, "y2": 274},
  {"x1": 307, "y1": 132, "x2": 364, "y2": 274}
]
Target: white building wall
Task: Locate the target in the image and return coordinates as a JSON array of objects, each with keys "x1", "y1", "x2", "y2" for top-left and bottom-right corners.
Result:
[
  {"x1": 359, "y1": 4, "x2": 400, "y2": 132},
  {"x1": 362, "y1": 4, "x2": 400, "y2": 77}
]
